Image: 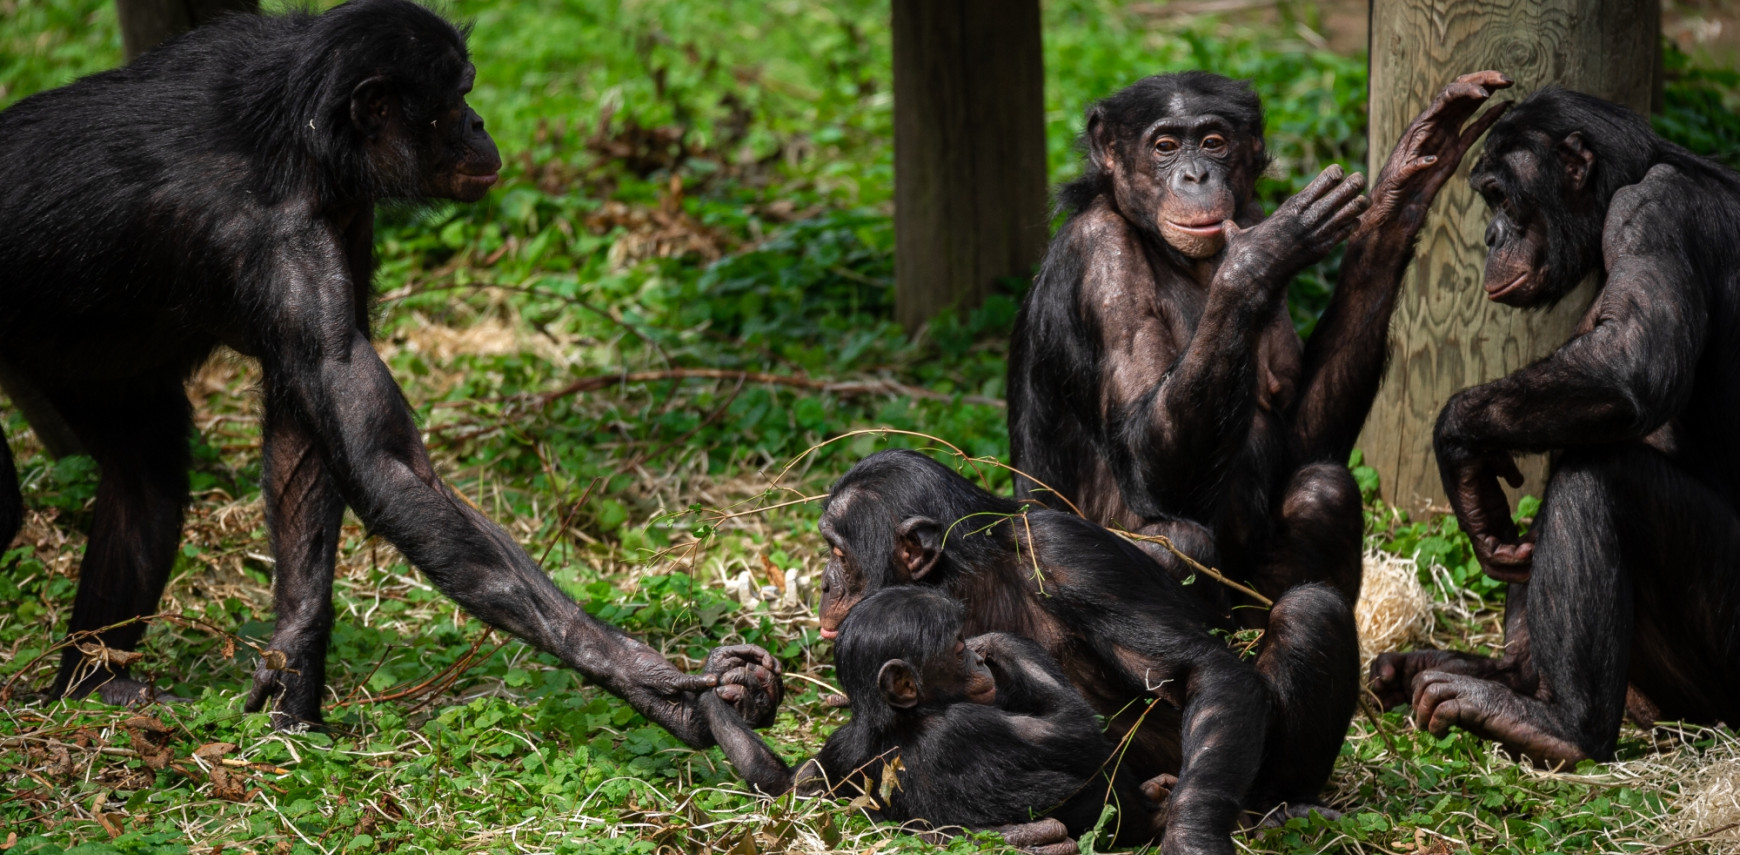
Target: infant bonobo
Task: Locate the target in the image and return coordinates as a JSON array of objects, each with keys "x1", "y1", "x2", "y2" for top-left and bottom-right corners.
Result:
[{"x1": 702, "y1": 588, "x2": 1171, "y2": 854}]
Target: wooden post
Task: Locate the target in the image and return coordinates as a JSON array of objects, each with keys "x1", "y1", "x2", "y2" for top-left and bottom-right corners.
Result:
[
  {"x1": 891, "y1": 0, "x2": 1047, "y2": 333},
  {"x1": 1357, "y1": 0, "x2": 1659, "y2": 511}
]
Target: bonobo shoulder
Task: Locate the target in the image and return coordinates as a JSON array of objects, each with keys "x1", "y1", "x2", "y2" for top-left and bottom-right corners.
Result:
[
  {"x1": 1604, "y1": 164, "x2": 1693, "y2": 255},
  {"x1": 1061, "y1": 199, "x2": 1142, "y2": 249}
]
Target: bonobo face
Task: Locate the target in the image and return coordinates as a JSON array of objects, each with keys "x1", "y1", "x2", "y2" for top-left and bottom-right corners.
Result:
[
  {"x1": 1469, "y1": 132, "x2": 1599, "y2": 308},
  {"x1": 816, "y1": 487, "x2": 945, "y2": 639},
  {"x1": 918, "y1": 633, "x2": 997, "y2": 706},
  {"x1": 1084, "y1": 74, "x2": 1266, "y2": 260},
  {"x1": 1122, "y1": 114, "x2": 1247, "y2": 258},
  {"x1": 428, "y1": 63, "x2": 501, "y2": 202}
]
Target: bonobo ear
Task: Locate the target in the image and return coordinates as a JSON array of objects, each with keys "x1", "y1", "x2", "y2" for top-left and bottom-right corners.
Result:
[
  {"x1": 893, "y1": 516, "x2": 943, "y2": 581},
  {"x1": 1085, "y1": 108, "x2": 1114, "y2": 176},
  {"x1": 877, "y1": 660, "x2": 920, "y2": 709},
  {"x1": 1557, "y1": 131, "x2": 1594, "y2": 193},
  {"x1": 349, "y1": 76, "x2": 395, "y2": 139}
]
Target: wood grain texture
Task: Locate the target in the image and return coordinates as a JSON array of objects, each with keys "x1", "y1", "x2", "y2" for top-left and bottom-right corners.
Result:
[
  {"x1": 1357, "y1": 0, "x2": 1659, "y2": 511},
  {"x1": 892, "y1": 0, "x2": 1047, "y2": 333}
]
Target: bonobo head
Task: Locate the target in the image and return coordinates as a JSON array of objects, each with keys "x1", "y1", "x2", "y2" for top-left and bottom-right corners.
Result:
[
  {"x1": 300, "y1": 0, "x2": 501, "y2": 203},
  {"x1": 1469, "y1": 88, "x2": 1662, "y2": 307},
  {"x1": 1060, "y1": 72, "x2": 1269, "y2": 258},
  {"x1": 816, "y1": 450, "x2": 1020, "y2": 638},
  {"x1": 834, "y1": 588, "x2": 997, "y2": 728}
]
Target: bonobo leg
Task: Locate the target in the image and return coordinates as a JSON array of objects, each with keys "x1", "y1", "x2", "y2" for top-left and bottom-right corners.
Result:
[
  {"x1": 244, "y1": 399, "x2": 345, "y2": 729},
  {"x1": 1369, "y1": 582, "x2": 1536, "y2": 710},
  {"x1": 1249, "y1": 463, "x2": 1362, "y2": 616},
  {"x1": 1248, "y1": 583, "x2": 1358, "y2": 809},
  {"x1": 50, "y1": 381, "x2": 191, "y2": 704},
  {"x1": 1409, "y1": 446, "x2": 1740, "y2": 765}
]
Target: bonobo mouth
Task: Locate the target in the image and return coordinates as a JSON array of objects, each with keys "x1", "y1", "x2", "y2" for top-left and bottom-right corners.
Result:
[
  {"x1": 456, "y1": 170, "x2": 500, "y2": 191},
  {"x1": 1165, "y1": 218, "x2": 1226, "y2": 238},
  {"x1": 819, "y1": 626, "x2": 839, "y2": 640},
  {"x1": 1485, "y1": 270, "x2": 1530, "y2": 301}
]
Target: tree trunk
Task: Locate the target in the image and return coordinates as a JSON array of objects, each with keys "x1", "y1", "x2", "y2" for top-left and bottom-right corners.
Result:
[
  {"x1": 1357, "y1": 0, "x2": 1659, "y2": 512},
  {"x1": 891, "y1": 0, "x2": 1047, "y2": 333},
  {"x1": 117, "y1": 0, "x2": 258, "y2": 61}
]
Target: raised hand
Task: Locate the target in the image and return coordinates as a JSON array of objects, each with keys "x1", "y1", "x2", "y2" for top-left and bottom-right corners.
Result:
[
  {"x1": 1364, "y1": 70, "x2": 1514, "y2": 226},
  {"x1": 1223, "y1": 164, "x2": 1369, "y2": 289}
]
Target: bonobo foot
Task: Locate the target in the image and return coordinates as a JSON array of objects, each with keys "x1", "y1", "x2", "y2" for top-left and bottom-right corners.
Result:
[
  {"x1": 54, "y1": 670, "x2": 187, "y2": 708},
  {"x1": 244, "y1": 643, "x2": 326, "y2": 731},
  {"x1": 1409, "y1": 671, "x2": 1588, "y2": 767},
  {"x1": 1368, "y1": 648, "x2": 1526, "y2": 711}
]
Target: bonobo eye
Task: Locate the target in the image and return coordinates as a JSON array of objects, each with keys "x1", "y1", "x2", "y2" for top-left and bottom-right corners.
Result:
[
  {"x1": 1201, "y1": 134, "x2": 1226, "y2": 152},
  {"x1": 1155, "y1": 137, "x2": 1180, "y2": 155}
]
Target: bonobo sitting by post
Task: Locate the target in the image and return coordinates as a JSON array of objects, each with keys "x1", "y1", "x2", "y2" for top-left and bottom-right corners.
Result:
[
  {"x1": 810, "y1": 450, "x2": 1359, "y2": 855},
  {"x1": 704, "y1": 587, "x2": 1175, "y2": 854},
  {"x1": 0, "y1": 0, "x2": 776, "y2": 743},
  {"x1": 1370, "y1": 88, "x2": 1740, "y2": 766},
  {"x1": 1008, "y1": 71, "x2": 1514, "y2": 614}
]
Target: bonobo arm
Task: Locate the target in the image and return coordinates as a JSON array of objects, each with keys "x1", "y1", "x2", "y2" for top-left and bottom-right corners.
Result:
[
  {"x1": 969, "y1": 632, "x2": 1095, "y2": 721},
  {"x1": 1437, "y1": 178, "x2": 1705, "y2": 579},
  {"x1": 1098, "y1": 168, "x2": 1367, "y2": 516},
  {"x1": 249, "y1": 228, "x2": 771, "y2": 746},
  {"x1": 1293, "y1": 71, "x2": 1513, "y2": 463},
  {"x1": 700, "y1": 691, "x2": 807, "y2": 795}
]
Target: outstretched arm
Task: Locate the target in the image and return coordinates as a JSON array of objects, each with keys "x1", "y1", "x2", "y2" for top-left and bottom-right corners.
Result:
[
  {"x1": 1293, "y1": 71, "x2": 1513, "y2": 463},
  {"x1": 249, "y1": 230, "x2": 775, "y2": 746}
]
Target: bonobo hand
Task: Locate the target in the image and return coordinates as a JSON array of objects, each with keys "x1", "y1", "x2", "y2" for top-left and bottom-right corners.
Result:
[
  {"x1": 1222, "y1": 165, "x2": 1369, "y2": 291},
  {"x1": 1439, "y1": 445, "x2": 1534, "y2": 582},
  {"x1": 703, "y1": 644, "x2": 784, "y2": 729},
  {"x1": 1364, "y1": 70, "x2": 1513, "y2": 228}
]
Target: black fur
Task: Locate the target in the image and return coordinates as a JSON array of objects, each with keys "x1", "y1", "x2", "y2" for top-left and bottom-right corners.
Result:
[
  {"x1": 814, "y1": 451, "x2": 1359, "y2": 855},
  {"x1": 0, "y1": 0, "x2": 772, "y2": 746},
  {"x1": 1375, "y1": 88, "x2": 1740, "y2": 766}
]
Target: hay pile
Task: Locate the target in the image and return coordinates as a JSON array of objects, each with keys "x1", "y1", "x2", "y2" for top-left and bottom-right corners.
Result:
[{"x1": 1353, "y1": 549, "x2": 1433, "y2": 673}]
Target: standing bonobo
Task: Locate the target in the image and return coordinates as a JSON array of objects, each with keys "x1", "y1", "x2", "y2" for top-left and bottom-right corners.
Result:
[
  {"x1": 0, "y1": 0, "x2": 778, "y2": 744},
  {"x1": 1008, "y1": 71, "x2": 1514, "y2": 614},
  {"x1": 813, "y1": 451, "x2": 1360, "y2": 855},
  {"x1": 1370, "y1": 89, "x2": 1740, "y2": 766}
]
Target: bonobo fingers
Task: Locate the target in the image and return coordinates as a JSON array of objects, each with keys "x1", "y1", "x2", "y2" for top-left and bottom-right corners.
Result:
[
  {"x1": 244, "y1": 646, "x2": 325, "y2": 731},
  {"x1": 985, "y1": 818, "x2": 1078, "y2": 855},
  {"x1": 705, "y1": 643, "x2": 784, "y2": 728},
  {"x1": 1407, "y1": 670, "x2": 1590, "y2": 766}
]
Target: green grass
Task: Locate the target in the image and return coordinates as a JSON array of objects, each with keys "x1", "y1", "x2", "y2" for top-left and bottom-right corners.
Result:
[{"x1": 4, "y1": 1, "x2": 1740, "y2": 853}]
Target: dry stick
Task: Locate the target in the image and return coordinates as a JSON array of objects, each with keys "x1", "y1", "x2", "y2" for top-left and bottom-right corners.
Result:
[
  {"x1": 0, "y1": 612, "x2": 254, "y2": 701},
  {"x1": 1122, "y1": 533, "x2": 1274, "y2": 609},
  {"x1": 332, "y1": 630, "x2": 498, "y2": 709}
]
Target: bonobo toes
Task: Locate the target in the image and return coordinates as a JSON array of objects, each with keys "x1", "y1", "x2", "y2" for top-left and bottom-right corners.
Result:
[{"x1": 244, "y1": 648, "x2": 325, "y2": 731}]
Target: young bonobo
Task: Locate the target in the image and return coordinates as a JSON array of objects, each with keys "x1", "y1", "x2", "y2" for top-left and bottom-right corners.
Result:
[
  {"x1": 1008, "y1": 71, "x2": 1514, "y2": 615},
  {"x1": 0, "y1": 0, "x2": 776, "y2": 743},
  {"x1": 809, "y1": 450, "x2": 1359, "y2": 855},
  {"x1": 1370, "y1": 88, "x2": 1740, "y2": 766},
  {"x1": 704, "y1": 587, "x2": 1171, "y2": 855}
]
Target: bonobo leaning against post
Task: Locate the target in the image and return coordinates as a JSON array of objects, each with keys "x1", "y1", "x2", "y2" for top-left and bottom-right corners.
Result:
[
  {"x1": 811, "y1": 450, "x2": 1360, "y2": 855},
  {"x1": 0, "y1": 0, "x2": 779, "y2": 744},
  {"x1": 1370, "y1": 88, "x2": 1740, "y2": 766},
  {"x1": 1007, "y1": 71, "x2": 1514, "y2": 618}
]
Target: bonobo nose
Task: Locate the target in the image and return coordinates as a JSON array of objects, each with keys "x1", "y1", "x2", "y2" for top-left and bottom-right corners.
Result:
[{"x1": 1484, "y1": 219, "x2": 1501, "y2": 249}]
